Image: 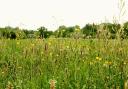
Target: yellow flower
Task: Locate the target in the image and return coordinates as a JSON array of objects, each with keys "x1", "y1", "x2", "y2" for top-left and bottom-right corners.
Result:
[
  {"x1": 18, "y1": 66, "x2": 22, "y2": 69},
  {"x1": 31, "y1": 43, "x2": 35, "y2": 46},
  {"x1": 66, "y1": 46, "x2": 69, "y2": 49},
  {"x1": 41, "y1": 52, "x2": 43, "y2": 54},
  {"x1": 2, "y1": 71, "x2": 4, "y2": 74},
  {"x1": 17, "y1": 42, "x2": 20, "y2": 45},
  {"x1": 124, "y1": 61, "x2": 127, "y2": 65},
  {"x1": 99, "y1": 58, "x2": 102, "y2": 61},
  {"x1": 96, "y1": 56, "x2": 102, "y2": 61},
  {"x1": 48, "y1": 42, "x2": 51, "y2": 46},
  {"x1": 56, "y1": 54, "x2": 59, "y2": 57},
  {"x1": 50, "y1": 52, "x2": 52, "y2": 56},
  {"x1": 96, "y1": 57, "x2": 99, "y2": 60},
  {"x1": 104, "y1": 61, "x2": 112, "y2": 66},
  {"x1": 108, "y1": 61, "x2": 112, "y2": 65}
]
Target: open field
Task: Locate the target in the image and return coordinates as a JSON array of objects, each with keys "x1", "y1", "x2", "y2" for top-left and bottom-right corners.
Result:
[{"x1": 0, "y1": 38, "x2": 128, "y2": 89}]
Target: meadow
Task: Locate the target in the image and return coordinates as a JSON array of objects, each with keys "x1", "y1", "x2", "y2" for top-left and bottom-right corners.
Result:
[{"x1": 0, "y1": 38, "x2": 128, "y2": 89}]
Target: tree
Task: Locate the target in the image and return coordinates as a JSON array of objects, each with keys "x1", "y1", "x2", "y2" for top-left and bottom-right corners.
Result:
[
  {"x1": 10, "y1": 31, "x2": 16, "y2": 39},
  {"x1": 123, "y1": 22, "x2": 128, "y2": 38},
  {"x1": 37, "y1": 26, "x2": 50, "y2": 38},
  {"x1": 54, "y1": 25, "x2": 76, "y2": 38},
  {"x1": 54, "y1": 25, "x2": 67, "y2": 37},
  {"x1": 82, "y1": 23, "x2": 97, "y2": 38}
]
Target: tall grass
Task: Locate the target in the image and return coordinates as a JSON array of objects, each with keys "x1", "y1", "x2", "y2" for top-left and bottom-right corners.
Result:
[
  {"x1": 0, "y1": 38, "x2": 128, "y2": 89},
  {"x1": 0, "y1": 1, "x2": 128, "y2": 89}
]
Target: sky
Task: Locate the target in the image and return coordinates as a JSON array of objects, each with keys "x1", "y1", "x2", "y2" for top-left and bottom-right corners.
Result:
[{"x1": 0, "y1": 0, "x2": 128, "y2": 30}]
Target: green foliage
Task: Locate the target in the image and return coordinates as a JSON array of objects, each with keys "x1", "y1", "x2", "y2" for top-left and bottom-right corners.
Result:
[
  {"x1": 1, "y1": 21, "x2": 128, "y2": 39},
  {"x1": 123, "y1": 22, "x2": 128, "y2": 38},
  {"x1": 0, "y1": 39, "x2": 128, "y2": 89},
  {"x1": 82, "y1": 23, "x2": 97, "y2": 38},
  {"x1": 10, "y1": 31, "x2": 16, "y2": 39},
  {"x1": 54, "y1": 25, "x2": 67, "y2": 37},
  {"x1": 37, "y1": 26, "x2": 47, "y2": 38},
  {"x1": 37, "y1": 26, "x2": 53, "y2": 38},
  {"x1": 54, "y1": 25, "x2": 75, "y2": 38},
  {"x1": 97, "y1": 23, "x2": 121, "y2": 39}
]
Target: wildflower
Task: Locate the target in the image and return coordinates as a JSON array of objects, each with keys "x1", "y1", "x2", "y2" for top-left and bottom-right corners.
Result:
[
  {"x1": 103, "y1": 63, "x2": 107, "y2": 67},
  {"x1": 96, "y1": 57, "x2": 99, "y2": 60},
  {"x1": 50, "y1": 52, "x2": 52, "y2": 56},
  {"x1": 41, "y1": 51, "x2": 44, "y2": 55},
  {"x1": 49, "y1": 79, "x2": 57, "y2": 89},
  {"x1": 17, "y1": 42, "x2": 20, "y2": 45},
  {"x1": 56, "y1": 54, "x2": 59, "y2": 57},
  {"x1": 96, "y1": 56, "x2": 102, "y2": 61},
  {"x1": 31, "y1": 43, "x2": 35, "y2": 46},
  {"x1": 2, "y1": 71, "x2": 4, "y2": 74},
  {"x1": 103, "y1": 61, "x2": 112, "y2": 66},
  {"x1": 66, "y1": 46, "x2": 69, "y2": 49},
  {"x1": 108, "y1": 61, "x2": 112, "y2": 65},
  {"x1": 48, "y1": 42, "x2": 51, "y2": 46},
  {"x1": 124, "y1": 61, "x2": 127, "y2": 65}
]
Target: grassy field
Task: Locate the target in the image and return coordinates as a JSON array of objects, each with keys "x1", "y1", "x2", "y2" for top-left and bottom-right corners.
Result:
[{"x1": 0, "y1": 38, "x2": 128, "y2": 89}]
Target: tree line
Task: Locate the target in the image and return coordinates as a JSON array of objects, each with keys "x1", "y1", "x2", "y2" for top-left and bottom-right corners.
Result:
[{"x1": 1, "y1": 22, "x2": 128, "y2": 39}]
